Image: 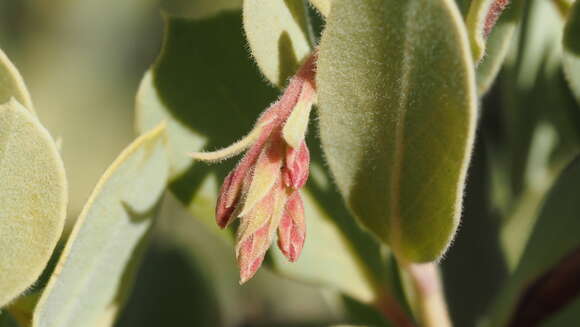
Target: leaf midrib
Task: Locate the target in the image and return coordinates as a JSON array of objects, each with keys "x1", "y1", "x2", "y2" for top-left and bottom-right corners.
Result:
[{"x1": 388, "y1": 1, "x2": 415, "y2": 257}]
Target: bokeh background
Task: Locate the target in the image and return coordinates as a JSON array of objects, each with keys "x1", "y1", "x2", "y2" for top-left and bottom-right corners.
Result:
[{"x1": 2, "y1": 0, "x2": 578, "y2": 326}]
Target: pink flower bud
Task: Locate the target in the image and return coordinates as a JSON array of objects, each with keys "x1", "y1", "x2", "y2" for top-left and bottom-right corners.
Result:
[
  {"x1": 190, "y1": 52, "x2": 318, "y2": 283},
  {"x1": 237, "y1": 222, "x2": 272, "y2": 284},
  {"x1": 484, "y1": 0, "x2": 510, "y2": 38},
  {"x1": 277, "y1": 191, "x2": 306, "y2": 262},
  {"x1": 283, "y1": 141, "x2": 310, "y2": 189}
]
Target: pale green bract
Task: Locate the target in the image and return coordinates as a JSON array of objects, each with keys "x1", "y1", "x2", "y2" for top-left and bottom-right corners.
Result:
[
  {"x1": 0, "y1": 50, "x2": 35, "y2": 114},
  {"x1": 563, "y1": 0, "x2": 580, "y2": 106},
  {"x1": 317, "y1": 0, "x2": 477, "y2": 262},
  {"x1": 465, "y1": 0, "x2": 493, "y2": 62},
  {"x1": 243, "y1": 0, "x2": 313, "y2": 87},
  {"x1": 0, "y1": 99, "x2": 67, "y2": 308},
  {"x1": 32, "y1": 124, "x2": 168, "y2": 327}
]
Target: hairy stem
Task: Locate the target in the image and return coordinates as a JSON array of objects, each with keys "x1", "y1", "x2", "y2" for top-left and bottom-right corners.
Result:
[{"x1": 402, "y1": 262, "x2": 452, "y2": 327}]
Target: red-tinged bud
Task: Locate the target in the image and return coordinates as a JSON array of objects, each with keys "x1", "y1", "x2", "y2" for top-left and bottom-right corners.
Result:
[
  {"x1": 216, "y1": 171, "x2": 236, "y2": 228},
  {"x1": 222, "y1": 121, "x2": 277, "y2": 209},
  {"x1": 189, "y1": 51, "x2": 318, "y2": 283},
  {"x1": 484, "y1": 0, "x2": 510, "y2": 38},
  {"x1": 236, "y1": 186, "x2": 280, "y2": 284},
  {"x1": 283, "y1": 141, "x2": 310, "y2": 189},
  {"x1": 277, "y1": 191, "x2": 306, "y2": 262},
  {"x1": 237, "y1": 222, "x2": 271, "y2": 284}
]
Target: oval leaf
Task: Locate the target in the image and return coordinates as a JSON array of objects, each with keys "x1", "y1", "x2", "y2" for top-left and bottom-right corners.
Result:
[
  {"x1": 33, "y1": 124, "x2": 168, "y2": 327},
  {"x1": 317, "y1": 0, "x2": 477, "y2": 262},
  {"x1": 0, "y1": 99, "x2": 67, "y2": 307},
  {"x1": 243, "y1": 0, "x2": 313, "y2": 86},
  {"x1": 489, "y1": 156, "x2": 580, "y2": 326},
  {"x1": 563, "y1": 0, "x2": 580, "y2": 106}
]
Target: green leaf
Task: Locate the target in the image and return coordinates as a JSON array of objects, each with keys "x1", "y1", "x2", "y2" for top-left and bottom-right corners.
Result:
[
  {"x1": 33, "y1": 124, "x2": 168, "y2": 327},
  {"x1": 563, "y1": 0, "x2": 580, "y2": 106},
  {"x1": 316, "y1": 0, "x2": 477, "y2": 262},
  {"x1": 0, "y1": 311, "x2": 20, "y2": 327},
  {"x1": 136, "y1": 12, "x2": 395, "y2": 303},
  {"x1": 136, "y1": 13, "x2": 277, "y2": 238},
  {"x1": 465, "y1": 0, "x2": 511, "y2": 64},
  {"x1": 488, "y1": 156, "x2": 580, "y2": 326},
  {"x1": 309, "y1": 0, "x2": 331, "y2": 17},
  {"x1": 0, "y1": 99, "x2": 67, "y2": 308},
  {"x1": 454, "y1": 0, "x2": 473, "y2": 16},
  {"x1": 0, "y1": 50, "x2": 35, "y2": 114},
  {"x1": 492, "y1": 0, "x2": 578, "y2": 269},
  {"x1": 243, "y1": 0, "x2": 313, "y2": 86}
]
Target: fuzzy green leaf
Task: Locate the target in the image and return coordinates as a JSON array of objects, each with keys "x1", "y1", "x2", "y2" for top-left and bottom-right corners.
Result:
[
  {"x1": 317, "y1": 0, "x2": 477, "y2": 262},
  {"x1": 136, "y1": 13, "x2": 393, "y2": 302},
  {"x1": 0, "y1": 311, "x2": 20, "y2": 327},
  {"x1": 0, "y1": 99, "x2": 67, "y2": 308},
  {"x1": 33, "y1": 124, "x2": 168, "y2": 327},
  {"x1": 0, "y1": 50, "x2": 34, "y2": 114},
  {"x1": 563, "y1": 0, "x2": 580, "y2": 106},
  {"x1": 465, "y1": 0, "x2": 510, "y2": 63},
  {"x1": 466, "y1": 0, "x2": 494, "y2": 62},
  {"x1": 243, "y1": 0, "x2": 313, "y2": 86},
  {"x1": 489, "y1": 156, "x2": 580, "y2": 326}
]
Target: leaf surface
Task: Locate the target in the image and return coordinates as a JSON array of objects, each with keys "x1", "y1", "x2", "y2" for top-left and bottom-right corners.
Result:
[
  {"x1": 0, "y1": 99, "x2": 67, "y2": 307},
  {"x1": 33, "y1": 124, "x2": 168, "y2": 327},
  {"x1": 317, "y1": 0, "x2": 477, "y2": 261},
  {"x1": 243, "y1": 0, "x2": 313, "y2": 86}
]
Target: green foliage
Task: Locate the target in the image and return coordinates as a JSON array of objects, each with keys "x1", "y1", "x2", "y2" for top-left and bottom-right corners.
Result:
[
  {"x1": 1, "y1": 0, "x2": 580, "y2": 326},
  {"x1": 466, "y1": 0, "x2": 494, "y2": 62},
  {"x1": 0, "y1": 99, "x2": 67, "y2": 308},
  {"x1": 563, "y1": 0, "x2": 580, "y2": 106},
  {"x1": 243, "y1": 0, "x2": 313, "y2": 86},
  {"x1": 317, "y1": 0, "x2": 476, "y2": 262},
  {"x1": 489, "y1": 156, "x2": 580, "y2": 326},
  {"x1": 33, "y1": 124, "x2": 168, "y2": 327}
]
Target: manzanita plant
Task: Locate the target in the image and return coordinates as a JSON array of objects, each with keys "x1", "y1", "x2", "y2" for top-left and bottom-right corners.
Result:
[{"x1": 1, "y1": 0, "x2": 580, "y2": 326}]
